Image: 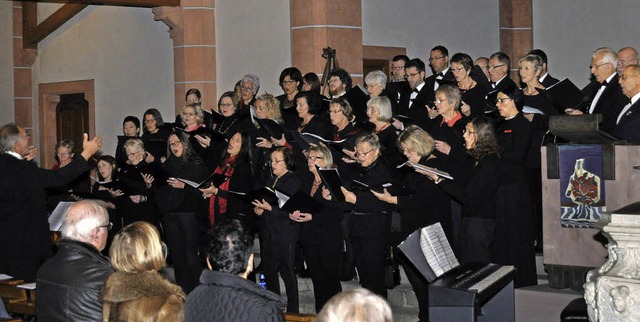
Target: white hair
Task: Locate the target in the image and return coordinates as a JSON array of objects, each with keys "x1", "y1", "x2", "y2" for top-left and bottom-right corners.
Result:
[
  {"x1": 593, "y1": 47, "x2": 618, "y2": 67},
  {"x1": 60, "y1": 200, "x2": 109, "y2": 243}
]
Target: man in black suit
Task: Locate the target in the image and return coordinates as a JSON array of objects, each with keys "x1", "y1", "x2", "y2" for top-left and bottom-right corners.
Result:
[
  {"x1": 613, "y1": 64, "x2": 640, "y2": 143},
  {"x1": 566, "y1": 47, "x2": 627, "y2": 134},
  {"x1": 424, "y1": 45, "x2": 456, "y2": 96},
  {"x1": 398, "y1": 58, "x2": 433, "y2": 129},
  {"x1": 617, "y1": 47, "x2": 638, "y2": 74},
  {"x1": 0, "y1": 123, "x2": 102, "y2": 282},
  {"x1": 528, "y1": 49, "x2": 560, "y2": 87},
  {"x1": 488, "y1": 52, "x2": 518, "y2": 92},
  {"x1": 386, "y1": 55, "x2": 411, "y2": 112}
]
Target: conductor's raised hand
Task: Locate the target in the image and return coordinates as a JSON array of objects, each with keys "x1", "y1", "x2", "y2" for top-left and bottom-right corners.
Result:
[{"x1": 81, "y1": 133, "x2": 102, "y2": 160}]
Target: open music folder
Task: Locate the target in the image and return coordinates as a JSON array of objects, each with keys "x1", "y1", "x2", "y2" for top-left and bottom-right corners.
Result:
[{"x1": 397, "y1": 222, "x2": 459, "y2": 282}]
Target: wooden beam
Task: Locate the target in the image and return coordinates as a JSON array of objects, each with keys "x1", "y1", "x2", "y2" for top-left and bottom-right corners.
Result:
[
  {"x1": 21, "y1": 0, "x2": 180, "y2": 8},
  {"x1": 23, "y1": 3, "x2": 88, "y2": 49}
]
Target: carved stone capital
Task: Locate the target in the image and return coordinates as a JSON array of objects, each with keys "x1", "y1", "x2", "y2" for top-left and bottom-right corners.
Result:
[
  {"x1": 18, "y1": 47, "x2": 38, "y2": 67},
  {"x1": 152, "y1": 6, "x2": 184, "y2": 43}
]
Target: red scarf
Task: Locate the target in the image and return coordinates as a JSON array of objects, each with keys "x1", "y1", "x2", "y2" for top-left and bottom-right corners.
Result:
[{"x1": 208, "y1": 155, "x2": 237, "y2": 226}]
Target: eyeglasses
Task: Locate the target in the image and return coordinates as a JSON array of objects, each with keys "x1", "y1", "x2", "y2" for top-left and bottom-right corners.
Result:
[
  {"x1": 620, "y1": 73, "x2": 639, "y2": 81},
  {"x1": 57, "y1": 153, "x2": 71, "y2": 157},
  {"x1": 434, "y1": 98, "x2": 448, "y2": 105},
  {"x1": 220, "y1": 103, "x2": 234, "y2": 107},
  {"x1": 429, "y1": 56, "x2": 445, "y2": 62},
  {"x1": 589, "y1": 62, "x2": 610, "y2": 70},
  {"x1": 487, "y1": 64, "x2": 506, "y2": 70},
  {"x1": 280, "y1": 80, "x2": 297, "y2": 86},
  {"x1": 307, "y1": 156, "x2": 324, "y2": 161},
  {"x1": 365, "y1": 83, "x2": 382, "y2": 90},
  {"x1": 405, "y1": 72, "x2": 421, "y2": 79},
  {"x1": 354, "y1": 149, "x2": 375, "y2": 158},
  {"x1": 169, "y1": 141, "x2": 182, "y2": 147},
  {"x1": 241, "y1": 86, "x2": 254, "y2": 92},
  {"x1": 98, "y1": 222, "x2": 113, "y2": 231},
  {"x1": 328, "y1": 109, "x2": 343, "y2": 114},
  {"x1": 327, "y1": 78, "x2": 342, "y2": 84},
  {"x1": 270, "y1": 159, "x2": 285, "y2": 164},
  {"x1": 495, "y1": 97, "x2": 512, "y2": 104},
  {"x1": 183, "y1": 112, "x2": 196, "y2": 116}
]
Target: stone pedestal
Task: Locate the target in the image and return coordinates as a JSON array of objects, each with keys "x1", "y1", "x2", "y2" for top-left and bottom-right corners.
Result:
[{"x1": 584, "y1": 203, "x2": 640, "y2": 321}]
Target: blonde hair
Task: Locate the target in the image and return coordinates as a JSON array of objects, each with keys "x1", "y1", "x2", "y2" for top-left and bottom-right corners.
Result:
[
  {"x1": 109, "y1": 221, "x2": 166, "y2": 273},
  {"x1": 397, "y1": 125, "x2": 435, "y2": 157},
  {"x1": 316, "y1": 288, "x2": 393, "y2": 322},
  {"x1": 309, "y1": 145, "x2": 333, "y2": 169},
  {"x1": 181, "y1": 103, "x2": 204, "y2": 125},
  {"x1": 123, "y1": 138, "x2": 145, "y2": 155},
  {"x1": 255, "y1": 93, "x2": 284, "y2": 123}
]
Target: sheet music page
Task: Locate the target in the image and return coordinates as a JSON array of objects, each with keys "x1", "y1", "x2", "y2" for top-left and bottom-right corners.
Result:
[{"x1": 419, "y1": 223, "x2": 459, "y2": 277}]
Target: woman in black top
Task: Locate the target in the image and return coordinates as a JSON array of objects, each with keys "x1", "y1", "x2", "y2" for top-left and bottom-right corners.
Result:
[
  {"x1": 425, "y1": 117, "x2": 501, "y2": 264},
  {"x1": 156, "y1": 131, "x2": 209, "y2": 293},
  {"x1": 253, "y1": 93, "x2": 284, "y2": 188},
  {"x1": 451, "y1": 53, "x2": 488, "y2": 119},
  {"x1": 289, "y1": 146, "x2": 342, "y2": 312},
  {"x1": 495, "y1": 85, "x2": 533, "y2": 165},
  {"x1": 276, "y1": 67, "x2": 303, "y2": 131},
  {"x1": 117, "y1": 139, "x2": 160, "y2": 230},
  {"x1": 372, "y1": 125, "x2": 452, "y2": 322},
  {"x1": 252, "y1": 147, "x2": 301, "y2": 313},
  {"x1": 367, "y1": 96, "x2": 402, "y2": 167},
  {"x1": 141, "y1": 108, "x2": 171, "y2": 163},
  {"x1": 200, "y1": 131, "x2": 255, "y2": 234},
  {"x1": 340, "y1": 134, "x2": 395, "y2": 299}
]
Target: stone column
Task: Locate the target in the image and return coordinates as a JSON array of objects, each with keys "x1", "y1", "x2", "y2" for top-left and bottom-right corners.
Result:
[
  {"x1": 584, "y1": 204, "x2": 640, "y2": 321},
  {"x1": 153, "y1": 0, "x2": 216, "y2": 114},
  {"x1": 499, "y1": 0, "x2": 532, "y2": 84},
  {"x1": 13, "y1": 2, "x2": 38, "y2": 137},
  {"x1": 290, "y1": 0, "x2": 364, "y2": 85}
]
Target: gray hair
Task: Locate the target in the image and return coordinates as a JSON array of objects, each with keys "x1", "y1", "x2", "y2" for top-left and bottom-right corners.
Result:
[
  {"x1": 242, "y1": 74, "x2": 260, "y2": 95},
  {"x1": 367, "y1": 96, "x2": 393, "y2": 122},
  {"x1": 316, "y1": 288, "x2": 393, "y2": 322},
  {"x1": 60, "y1": 200, "x2": 109, "y2": 243},
  {"x1": 365, "y1": 70, "x2": 387, "y2": 88},
  {"x1": 435, "y1": 84, "x2": 461, "y2": 110},
  {"x1": 0, "y1": 123, "x2": 21, "y2": 152},
  {"x1": 123, "y1": 138, "x2": 145, "y2": 154},
  {"x1": 518, "y1": 54, "x2": 544, "y2": 72},
  {"x1": 593, "y1": 47, "x2": 618, "y2": 67},
  {"x1": 355, "y1": 133, "x2": 381, "y2": 151}
]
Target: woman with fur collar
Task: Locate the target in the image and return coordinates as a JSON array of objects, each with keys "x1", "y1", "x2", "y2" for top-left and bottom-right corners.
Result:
[{"x1": 101, "y1": 221, "x2": 185, "y2": 322}]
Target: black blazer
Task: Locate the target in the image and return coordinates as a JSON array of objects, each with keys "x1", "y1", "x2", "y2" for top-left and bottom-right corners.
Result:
[
  {"x1": 613, "y1": 100, "x2": 640, "y2": 144},
  {"x1": 398, "y1": 84, "x2": 434, "y2": 129},
  {"x1": 581, "y1": 74, "x2": 628, "y2": 133},
  {"x1": 540, "y1": 74, "x2": 560, "y2": 87},
  {"x1": 424, "y1": 69, "x2": 456, "y2": 96},
  {"x1": 0, "y1": 154, "x2": 90, "y2": 279}
]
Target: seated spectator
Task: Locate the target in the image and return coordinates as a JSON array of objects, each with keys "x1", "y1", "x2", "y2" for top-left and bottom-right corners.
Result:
[
  {"x1": 36, "y1": 200, "x2": 114, "y2": 321},
  {"x1": 185, "y1": 219, "x2": 286, "y2": 322},
  {"x1": 316, "y1": 288, "x2": 393, "y2": 322},
  {"x1": 101, "y1": 221, "x2": 185, "y2": 322}
]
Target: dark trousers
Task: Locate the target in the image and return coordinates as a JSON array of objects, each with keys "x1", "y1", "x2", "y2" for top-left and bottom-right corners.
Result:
[
  {"x1": 303, "y1": 241, "x2": 342, "y2": 312},
  {"x1": 262, "y1": 239, "x2": 299, "y2": 313},
  {"x1": 163, "y1": 212, "x2": 202, "y2": 294},
  {"x1": 459, "y1": 217, "x2": 496, "y2": 265},
  {"x1": 349, "y1": 214, "x2": 388, "y2": 298}
]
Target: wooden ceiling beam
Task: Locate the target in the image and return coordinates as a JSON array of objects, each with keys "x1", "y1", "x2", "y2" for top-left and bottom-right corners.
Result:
[
  {"x1": 21, "y1": 0, "x2": 180, "y2": 8},
  {"x1": 23, "y1": 3, "x2": 88, "y2": 49}
]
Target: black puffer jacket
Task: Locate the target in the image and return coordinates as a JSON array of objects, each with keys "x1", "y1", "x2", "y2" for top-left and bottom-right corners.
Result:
[
  {"x1": 185, "y1": 269, "x2": 286, "y2": 322},
  {"x1": 36, "y1": 239, "x2": 113, "y2": 321}
]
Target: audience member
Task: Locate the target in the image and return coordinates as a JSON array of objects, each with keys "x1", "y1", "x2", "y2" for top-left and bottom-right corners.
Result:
[
  {"x1": 185, "y1": 219, "x2": 286, "y2": 322},
  {"x1": 101, "y1": 221, "x2": 185, "y2": 322},
  {"x1": 316, "y1": 288, "x2": 393, "y2": 322},
  {"x1": 37, "y1": 200, "x2": 113, "y2": 321}
]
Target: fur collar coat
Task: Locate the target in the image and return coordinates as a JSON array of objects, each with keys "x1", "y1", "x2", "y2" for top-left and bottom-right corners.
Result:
[{"x1": 101, "y1": 271, "x2": 185, "y2": 322}]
